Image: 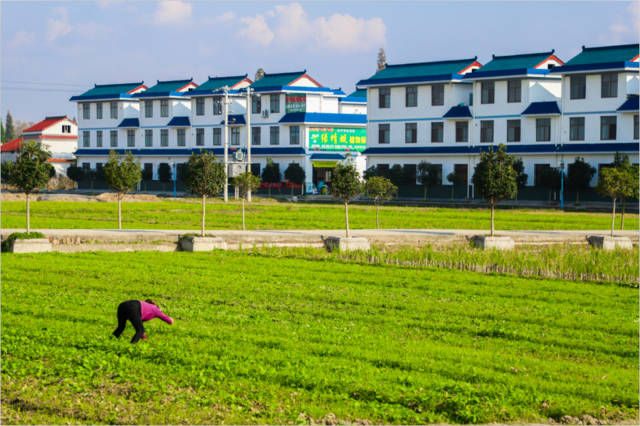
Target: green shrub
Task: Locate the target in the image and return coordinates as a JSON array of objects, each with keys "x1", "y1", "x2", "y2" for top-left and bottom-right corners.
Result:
[{"x1": 2, "y1": 231, "x2": 46, "y2": 252}]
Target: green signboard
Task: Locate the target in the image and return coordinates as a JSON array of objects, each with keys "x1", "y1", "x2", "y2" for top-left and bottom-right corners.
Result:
[
  {"x1": 308, "y1": 127, "x2": 367, "y2": 152},
  {"x1": 286, "y1": 94, "x2": 306, "y2": 113}
]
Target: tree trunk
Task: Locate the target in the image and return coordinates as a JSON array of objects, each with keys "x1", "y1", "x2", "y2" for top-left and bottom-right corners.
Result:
[
  {"x1": 344, "y1": 201, "x2": 350, "y2": 238},
  {"x1": 201, "y1": 194, "x2": 206, "y2": 237},
  {"x1": 490, "y1": 198, "x2": 495, "y2": 237},
  {"x1": 423, "y1": 185, "x2": 427, "y2": 201},
  {"x1": 242, "y1": 197, "x2": 246, "y2": 231},
  {"x1": 118, "y1": 195, "x2": 122, "y2": 230},
  {"x1": 620, "y1": 198, "x2": 626, "y2": 230},
  {"x1": 376, "y1": 203, "x2": 380, "y2": 229},
  {"x1": 610, "y1": 197, "x2": 616, "y2": 237},
  {"x1": 26, "y1": 192, "x2": 30, "y2": 233}
]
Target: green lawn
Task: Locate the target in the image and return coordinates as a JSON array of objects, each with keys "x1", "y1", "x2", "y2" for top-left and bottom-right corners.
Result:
[
  {"x1": 2, "y1": 251, "x2": 637, "y2": 424},
  {"x1": 1, "y1": 199, "x2": 637, "y2": 230}
]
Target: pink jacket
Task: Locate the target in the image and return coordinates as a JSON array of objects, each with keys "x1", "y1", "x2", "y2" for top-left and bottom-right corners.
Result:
[{"x1": 139, "y1": 301, "x2": 173, "y2": 339}]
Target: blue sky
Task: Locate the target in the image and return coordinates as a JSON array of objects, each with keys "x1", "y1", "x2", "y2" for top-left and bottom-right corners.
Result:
[{"x1": 1, "y1": 0, "x2": 638, "y2": 124}]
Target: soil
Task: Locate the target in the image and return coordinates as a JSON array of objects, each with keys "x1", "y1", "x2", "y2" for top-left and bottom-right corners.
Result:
[{"x1": 1, "y1": 192, "x2": 161, "y2": 203}]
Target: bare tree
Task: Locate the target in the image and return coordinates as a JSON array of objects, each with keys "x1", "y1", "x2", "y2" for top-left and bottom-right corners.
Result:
[{"x1": 377, "y1": 48, "x2": 387, "y2": 71}]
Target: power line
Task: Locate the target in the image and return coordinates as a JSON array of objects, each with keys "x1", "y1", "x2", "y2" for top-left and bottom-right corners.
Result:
[{"x1": 2, "y1": 87, "x2": 80, "y2": 93}]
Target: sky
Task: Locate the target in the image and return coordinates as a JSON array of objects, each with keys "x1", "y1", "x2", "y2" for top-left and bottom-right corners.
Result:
[{"x1": 1, "y1": 0, "x2": 638, "y2": 124}]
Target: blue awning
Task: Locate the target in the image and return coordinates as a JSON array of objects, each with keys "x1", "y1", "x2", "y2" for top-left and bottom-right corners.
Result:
[
  {"x1": 167, "y1": 116, "x2": 190, "y2": 127},
  {"x1": 310, "y1": 153, "x2": 346, "y2": 160},
  {"x1": 617, "y1": 96, "x2": 639, "y2": 112},
  {"x1": 279, "y1": 112, "x2": 366, "y2": 125},
  {"x1": 118, "y1": 118, "x2": 140, "y2": 128},
  {"x1": 220, "y1": 114, "x2": 246, "y2": 125},
  {"x1": 443, "y1": 105, "x2": 472, "y2": 119},
  {"x1": 521, "y1": 101, "x2": 561, "y2": 116}
]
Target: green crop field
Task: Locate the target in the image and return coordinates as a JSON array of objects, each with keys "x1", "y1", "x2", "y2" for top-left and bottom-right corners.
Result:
[
  {"x1": 1, "y1": 199, "x2": 638, "y2": 231},
  {"x1": 2, "y1": 251, "x2": 638, "y2": 424}
]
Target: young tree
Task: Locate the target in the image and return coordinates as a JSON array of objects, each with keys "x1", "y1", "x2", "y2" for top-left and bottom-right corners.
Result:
[
  {"x1": 284, "y1": 162, "x2": 305, "y2": 196},
  {"x1": 471, "y1": 145, "x2": 517, "y2": 236},
  {"x1": 512, "y1": 158, "x2": 527, "y2": 202},
  {"x1": 232, "y1": 171, "x2": 261, "y2": 230},
  {"x1": 261, "y1": 158, "x2": 280, "y2": 197},
  {"x1": 254, "y1": 68, "x2": 265, "y2": 81},
  {"x1": 388, "y1": 164, "x2": 404, "y2": 187},
  {"x1": 66, "y1": 165, "x2": 84, "y2": 187},
  {"x1": 377, "y1": 48, "x2": 387, "y2": 71},
  {"x1": 185, "y1": 151, "x2": 226, "y2": 236},
  {"x1": 1, "y1": 121, "x2": 5, "y2": 143},
  {"x1": 365, "y1": 176, "x2": 397, "y2": 229},
  {"x1": 539, "y1": 166, "x2": 562, "y2": 204},
  {"x1": 158, "y1": 162, "x2": 172, "y2": 192},
  {"x1": 417, "y1": 161, "x2": 440, "y2": 201},
  {"x1": 566, "y1": 157, "x2": 596, "y2": 205},
  {"x1": 5, "y1": 111, "x2": 15, "y2": 142},
  {"x1": 103, "y1": 151, "x2": 142, "y2": 230},
  {"x1": 329, "y1": 162, "x2": 363, "y2": 238},
  {"x1": 596, "y1": 167, "x2": 627, "y2": 237},
  {"x1": 613, "y1": 153, "x2": 638, "y2": 230},
  {"x1": 7, "y1": 141, "x2": 53, "y2": 233}
]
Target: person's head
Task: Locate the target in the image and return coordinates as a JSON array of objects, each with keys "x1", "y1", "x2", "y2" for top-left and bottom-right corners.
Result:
[{"x1": 145, "y1": 298, "x2": 156, "y2": 306}]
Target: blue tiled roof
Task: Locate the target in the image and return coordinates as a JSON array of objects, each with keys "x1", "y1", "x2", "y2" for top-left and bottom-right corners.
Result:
[
  {"x1": 279, "y1": 112, "x2": 366, "y2": 125},
  {"x1": 134, "y1": 79, "x2": 195, "y2": 98},
  {"x1": 341, "y1": 89, "x2": 367, "y2": 103},
  {"x1": 357, "y1": 58, "x2": 478, "y2": 86},
  {"x1": 443, "y1": 105, "x2": 472, "y2": 119},
  {"x1": 617, "y1": 96, "x2": 639, "y2": 112},
  {"x1": 465, "y1": 50, "x2": 558, "y2": 79},
  {"x1": 70, "y1": 82, "x2": 145, "y2": 101},
  {"x1": 75, "y1": 147, "x2": 307, "y2": 157},
  {"x1": 167, "y1": 116, "x2": 191, "y2": 127},
  {"x1": 189, "y1": 75, "x2": 249, "y2": 96},
  {"x1": 521, "y1": 101, "x2": 561, "y2": 116},
  {"x1": 220, "y1": 115, "x2": 246, "y2": 125},
  {"x1": 310, "y1": 153, "x2": 346, "y2": 160},
  {"x1": 250, "y1": 71, "x2": 307, "y2": 90},
  {"x1": 118, "y1": 118, "x2": 140, "y2": 128},
  {"x1": 552, "y1": 44, "x2": 639, "y2": 74}
]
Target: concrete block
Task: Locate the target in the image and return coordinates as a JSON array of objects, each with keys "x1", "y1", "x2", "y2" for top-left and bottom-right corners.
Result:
[
  {"x1": 180, "y1": 236, "x2": 227, "y2": 252},
  {"x1": 10, "y1": 238, "x2": 52, "y2": 253},
  {"x1": 588, "y1": 236, "x2": 633, "y2": 250},
  {"x1": 324, "y1": 236, "x2": 370, "y2": 252},
  {"x1": 471, "y1": 236, "x2": 515, "y2": 250}
]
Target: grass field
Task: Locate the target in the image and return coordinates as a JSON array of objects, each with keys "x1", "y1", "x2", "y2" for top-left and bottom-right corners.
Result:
[
  {"x1": 1, "y1": 199, "x2": 638, "y2": 231},
  {"x1": 2, "y1": 251, "x2": 637, "y2": 424}
]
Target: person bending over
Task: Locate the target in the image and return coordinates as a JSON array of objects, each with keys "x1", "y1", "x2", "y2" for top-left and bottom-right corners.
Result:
[{"x1": 113, "y1": 299, "x2": 173, "y2": 343}]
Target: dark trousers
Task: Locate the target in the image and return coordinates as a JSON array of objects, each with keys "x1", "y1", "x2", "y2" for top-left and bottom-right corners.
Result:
[{"x1": 113, "y1": 300, "x2": 145, "y2": 344}]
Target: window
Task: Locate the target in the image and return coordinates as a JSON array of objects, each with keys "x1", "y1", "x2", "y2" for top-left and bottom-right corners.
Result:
[
  {"x1": 127, "y1": 130, "x2": 136, "y2": 147},
  {"x1": 431, "y1": 122, "x2": 443, "y2": 143},
  {"x1": 379, "y1": 123, "x2": 390, "y2": 144},
  {"x1": 62, "y1": 125, "x2": 71, "y2": 133},
  {"x1": 507, "y1": 79, "x2": 521, "y2": 103},
  {"x1": 534, "y1": 164, "x2": 551, "y2": 187},
  {"x1": 405, "y1": 86, "x2": 417, "y2": 107},
  {"x1": 431, "y1": 84, "x2": 444, "y2": 106},
  {"x1": 569, "y1": 117, "x2": 585, "y2": 141},
  {"x1": 110, "y1": 130, "x2": 118, "y2": 147},
  {"x1": 213, "y1": 97, "x2": 222, "y2": 115},
  {"x1": 96, "y1": 130, "x2": 103, "y2": 147},
  {"x1": 601, "y1": 72, "x2": 618, "y2": 98},
  {"x1": 231, "y1": 128, "x2": 240, "y2": 146},
  {"x1": 145, "y1": 129, "x2": 153, "y2": 147},
  {"x1": 161, "y1": 100, "x2": 169, "y2": 117},
  {"x1": 196, "y1": 128, "x2": 204, "y2": 146},
  {"x1": 144, "y1": 100, "x2": 153, "y2": 118},
  {"x1": 82, "y1": 162, "x2": 90, "y2": 171},
  {"x1": 82, "y1": 131, "x2": 90, "y2": 147},
  {"x1": 600, "y1": 116, "x2": 617, "y2": 140},
  {"x1": 161, "y1": 129, "x2": 168, "y2": 147},
  {"x1": 379, "y1": 87, "x2": 390, "y2": 108},
  {"x1": 536, "y1": 118, "x2": 551, "y2": 142},
  {"x1": 110, "y1": 102, "x2": 117, "y2": 119},
  {"x1": 270, "y1": 126, "x2": 279, "y2": 145},
  {"x1": 405, "y1": 123, "x2": 417, "y2": 144},
  {"x1": 213, "y1": 128, "x2": 221, "y2": 146},
  {"x1": 481, "y1": 81, "x2": 494, "y2": 104},
  {"x1": 96, "y1": 103, "x2": 103, "y2": 119},
  {"x1": 480, "y1": 120, "x2": 493, "y2": 142},
  {"x1": 252, "y1": 127, "x2": 261, "y2": 145},
  {"x1": 570, "y1": 75, "x2": 586, "y2": 100},
  {"x1": 252, "y1": 95, "x2": 261, "y2": 114},
  {"x1": 634, "y1": 115, "x2": 639, "y2": 140},
  {"x1": 196, "y1": 98, "x2": 204, "y2": 116},
  {"x1": 177, "y1": 129, "x2": 186, "y2": 146},
  {"x1": 82, "y1": 103, "x2": 90, "y2": 119},
  {"x1": 143, "y1": 163, "x2": 153, "y2": 180},
  {"x1": 251, "y1": 163, "x2": 261, "y2": 177},
  {"x1": 507, "y1": 119, "x2": 521, "y2": 142},
  {"x1": 404, "y1": 164, "x2": 417, "y2": 183},
  {"x1": 290, "y1": 126, "x2": 300, "y2": 145},
  {"x1": 455, "y1": 121, "x2": 468, "y2": 142},
  {"x1": 270, "y1": 95, "x2": 280, "y2": 113}
]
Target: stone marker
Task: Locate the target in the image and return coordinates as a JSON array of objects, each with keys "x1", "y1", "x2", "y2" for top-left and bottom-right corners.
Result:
[
  {"x1": 323, "y1": 236, "x2": 370, "y2": 252},
  {"x1": 587, "y1": 235, "x2": 633, "y2": 250},
  {"x1": 471, "y1": 236, "x2": 515, "y2": 250},
  {"x1": 10, "y1": 238, "x2": 52, "y2": 253},
  {"x1": 180, "y1": 236, "x2": 227, "y2": 252}
]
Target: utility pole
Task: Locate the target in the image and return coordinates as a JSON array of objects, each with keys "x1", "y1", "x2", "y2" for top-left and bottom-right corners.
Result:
[
  {"x1": 223, "y1": 86, "x2": 229, "y2": 202},
  {"x1": 246, "y1": 87, "x2": 252, "y2": 202}
]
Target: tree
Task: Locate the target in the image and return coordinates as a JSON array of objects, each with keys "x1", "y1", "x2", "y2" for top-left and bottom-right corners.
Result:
[
  {"x1": 566, "y1": 157, "x2": 596, "y2": 205},
  {"x1": 512, "y1": 158, "x2": 527, "y2": 203},
  {"x1": 365, "y1": 176, "x2": 397, "y2": 229},
  {"x1": 539, "y1": 166, "x2": 562, "y2": 204},
  {"x1": 329, "y1": 162, "x2": 363, "y2": 238},
  {"x1": 66, "y1": 165, "x2": 84, "y2": 185},
  {"x1": 158, "y1": 163, "x2": 172, "y2": 191},
  {"x1": 471, "y1": 145, "x2": 517, "y2": 236},
  {"x1": 1, "y1": 121, "x2": 5, "y2": 143},
  {"x1": 417, "y1": 161, "x2": 440, "y2": 201},
  {"x1": 232, "y1": 172, "x2": 261, "y2": 231},
  {"x1": 284, "y1": 163, "x2": 305, "y2": 196},
  {"x1": 254, "y1": 68, "x2": 265, "y2": 81},
  {"x1": 261, "y1": 158, "x2": 280, "y2": 197},
  {"x1": 6, "y1": 141, "x2": 53, "y2": 233},
  {"x1": 5, "y1": 111, "x2": 15, "y2": 142},
  {"x1": 612, "y1": 153, "x2": 638, "y2": 230},
  {"x1": 103, "y1": 151, "x2": 142, "y2": 230},
  {"x1": 377, "y1": 48, "x2": 387, "y2": 71},
  {"x1": 446, "y1": 172, "x2": 465, "y2": 200},
  {"x1": 141, "y1": 166, "x2": 153, "y2": 181},
  {"x1": 185, "y1": 151, "x2": 226, "y2": 236},
  {"x1": 596, "y1": 167, "x2": 627, "y2": 237}
]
